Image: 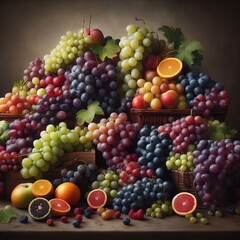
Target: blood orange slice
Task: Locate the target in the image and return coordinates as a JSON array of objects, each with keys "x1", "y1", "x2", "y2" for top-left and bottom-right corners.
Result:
[
  {"x1": 49, "y1": 198, "x2": 71, "y2": 217},
  {"x1": 172, "y1": 192, "x2": 197, "y2": 216},
  {"x1": 87, "y1": 189, "x2": 107, "y2": 209},
  {"x1": 157, "y1": 57, "x2": 183, "y2": 79},
  {"x1": 32, "y1": 179, "x2": 54, "y2": 199}
]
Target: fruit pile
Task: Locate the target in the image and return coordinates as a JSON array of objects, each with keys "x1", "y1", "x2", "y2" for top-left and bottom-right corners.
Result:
[{"x1": 0, "y1": 19, "x2": 240, "y2": 226}]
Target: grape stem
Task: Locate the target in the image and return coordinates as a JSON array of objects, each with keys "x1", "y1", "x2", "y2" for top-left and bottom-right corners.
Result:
[
  {"x1": 135, "y1": 17, "x2": 153, "y2": 33},
  {"x1": 88, "y1": 15, "x2": 92, "y2": 31}
]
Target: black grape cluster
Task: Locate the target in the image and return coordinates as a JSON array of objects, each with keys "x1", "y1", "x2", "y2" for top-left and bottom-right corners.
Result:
[
  {"x1": 193, "y1": 139, "x2": 240, "y2": 210},
  {"x1": 68, "y1": 51, "x2": 121, "y2": 115},
  {"x1": 179, "y1": 71, "x2": 229, "y2": 117},
  {"x1": 136, "y1": 125, "x2": 172, "y2": 178},
  {"x1": 32, "y1": 93, "x2": 76, "y2": 129},
  {"x1": 52, "y1": 160, "x2": 98, "y2": 188},
  {"x1": 112, "y1": 177, "x2": 174, "y2": 214}
]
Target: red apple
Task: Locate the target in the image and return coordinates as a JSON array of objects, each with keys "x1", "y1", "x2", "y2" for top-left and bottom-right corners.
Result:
[
  {"x1": 11, "y1": 183, "x2": 34, "y2": 209},
  {"x1": 160, "y1": 90, "x2": 179, "y2": 109},
  {"x1": 144, "y1": 55, "x2": 160, "y2": 70},
  {"x1": 132, "y1": 95, "x2": 148, "y2": 109},
  {"x1": 83, "y1": 27, "x2": 105, "y2": 45}
]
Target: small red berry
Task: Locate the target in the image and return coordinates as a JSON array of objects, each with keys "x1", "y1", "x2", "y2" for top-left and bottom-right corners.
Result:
[
  {"x1": 46, "y1": 218, "x2": 54, "y2": 226},
  {"x1": 60, "y1": 216, "x2": 68, "y2": 223},
  {"x1": 74, "y1": 207, "x2": 82, "y2": 215},
  {"x1": 114, "y1": 211, "x2": 121, "y2": 219},
  {"x1": 75, "y1": 214, "x2": 83, "y2": 222}
]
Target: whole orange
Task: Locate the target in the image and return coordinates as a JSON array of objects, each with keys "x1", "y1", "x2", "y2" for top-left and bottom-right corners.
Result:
[{"x1": 54, "y1": 182, "x2": 81, "y2": 207}]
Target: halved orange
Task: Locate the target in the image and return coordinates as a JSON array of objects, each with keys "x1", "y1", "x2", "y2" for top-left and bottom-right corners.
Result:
[
  {"x1": 49, "y1": 198, "x2": 71, "y2": 217},
  {"x1": 157, "y1": 57, "x2": 183, "y2": 79},
  {"x1": 32, "y1": 179, "x2": 54, "y2": 199},
  {"x1": 172, "y1": 192, "x2": 197, "y2": 216},
  {"x1": 87, "y1": 189, "x2": 107, "y2": 209}
]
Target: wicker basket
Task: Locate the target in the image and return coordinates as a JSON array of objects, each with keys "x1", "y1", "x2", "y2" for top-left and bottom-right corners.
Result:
[
  {"x1": 171, "y1": 170, "x2": 226, "y2": 208},
  {"x1": 130, "y1": 108, "x2": 226, "y2": 126}
]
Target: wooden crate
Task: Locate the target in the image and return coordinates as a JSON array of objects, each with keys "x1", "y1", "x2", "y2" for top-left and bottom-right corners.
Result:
[
  {"x1": 4, "y1": 149, "x2": 95, "y2": 200},
  {"x1": 0, "y1": 113, "x2": 23, "y2": 122}
]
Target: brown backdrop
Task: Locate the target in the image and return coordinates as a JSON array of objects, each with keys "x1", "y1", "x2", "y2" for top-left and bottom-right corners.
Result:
[{"x1": 0, "y1": 0, "x2": 239, "y2": 133}]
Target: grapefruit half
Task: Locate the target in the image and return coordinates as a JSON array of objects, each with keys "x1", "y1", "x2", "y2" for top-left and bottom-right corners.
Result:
[
  {"x1": 49, "y1": 198, "x2": 71, "y2": 217},
  {"x1": 87, "y1": 189, "x2": 107, "y2": 209},
  {"x1": 172, "y1": 192, "x2": 197, "y2": 216},
  {"x1": 157, "y1": 57, "x2": 183, "y2": 79}
]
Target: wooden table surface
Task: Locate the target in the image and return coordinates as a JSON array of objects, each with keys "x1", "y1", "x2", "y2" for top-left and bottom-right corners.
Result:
[{"x1": 0, "y1": 201, "x2": 240, "y2": 240}]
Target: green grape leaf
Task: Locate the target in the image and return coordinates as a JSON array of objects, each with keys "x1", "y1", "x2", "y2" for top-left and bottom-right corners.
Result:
[
  {"x1": 176, "y1": 40, "x2": 204, "y2": 66},
  {"x1": 87, "y1": 101, "x2": 104, "y2": 115},
  {"x1": 158, "y1": 25, "x2": 185, "y2": 50},
  {"x1": 90, "y1": 39, "x2": 120, "y2": 62},
  {"x1": 76, "y1": 100, "x2": 104, "y2": 126},
  {"x1": 0, "y1": 205, "x2": 18, "y2": 224},
  {"x1": 13, "y1": 80, "x2": 24, "y2": 88}
]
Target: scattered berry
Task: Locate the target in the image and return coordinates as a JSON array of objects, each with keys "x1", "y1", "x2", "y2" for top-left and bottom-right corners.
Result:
[
  {"x1": 75, "y1": 214, "x2": 83, "y2": 222},
  {"x1": 214, "y1": 210, "x2": 222, "y2": 217},
  {"x1": 73, "y1": 219, "x2": 81, "y2": 228},
  {"x1": 18, "y1": 215, "x2": 28, "y2": 224},
  {"x1": 114, "y1": 211, "x2": 121, "y2": 219},
  {"x1": 46, "y1": 218, "x2": 54, "y2": 226},
  {"x1": 189, "y1": 217, "x2": 197, "y2": 224},
  {"x1": 60, "y1": 216, "x2": 68, "y2": 223},
  {"x1": 227, "y1": 207, "x2": 236, "y2": 214},
  {"x1": 84, "y1": 208, "x2": 92, "y2": 218},
  {"x1": 207, "y1": 211, "x2": 213, "y2": 216},
  {"x1": 200, "y1": 217, "x2": 209, "y2": 225},
  {"x1": 196, "y1": 212, "x2": 204, "y2": 219},
  {"x1": 74, "y1": 207, "x2": 82, "y2": 215},
  {"x1": 235, "y1": 207, "x2": 240, "y2": 215},
  {"x1": 123, "y1": 217, "x2": 131, "y2": 225}
]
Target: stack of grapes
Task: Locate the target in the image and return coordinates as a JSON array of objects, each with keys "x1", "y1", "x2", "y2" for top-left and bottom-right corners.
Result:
[
  {"x1": 136, "y1": 124, "x2": 172, "y2": 178},
  {"x1": 158, "y1": 115, "x2": 208, "y2": 153},
  {"x1": 91, "y1": 169, "x2": 121, "y2": 204},
  {"x1": 179, "y1": 71, "x2": 229, "y2": 118},
  {"x1": 20, "y1": 122, "x2": 93, "y2": 179},
  {"x1": 193, "y1": 139, "x2": 240, "y2": 210},
  {"x1": 68, "y1": 50, "x2": 120, "y2": 115},
  {"x1": 52, "y1": 159, "x2": 98, "y2": 190},
  {"x1": 112, "y1": 177, "x2": 174, "y2": 214},
  {"x1": 88, "y1": 112, "x2": 142, "y2": 168}
]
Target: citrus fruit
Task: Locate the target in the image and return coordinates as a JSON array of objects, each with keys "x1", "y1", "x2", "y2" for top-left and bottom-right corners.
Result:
[
  {"x1": 49, "y1": 198, "x2": 71, "y2": 217},
  {"x1": 32, "y1": 179, "x2": 54, "y2": 199},
  {"x1": 28, "y1": 197, "x2": 51, "y2": 221},
  {"x1": 54, "y1": 182, "x2": 81, "y2": 207},
  {"x1": 87, "y1": 189, "x2": 107, "y2": 209},
  {"x1": 172, "y1": 192, "x2": 197, "y2": 216},
  {"x1": 157, "y1": 57, "x2": 183, "y2": 79}
]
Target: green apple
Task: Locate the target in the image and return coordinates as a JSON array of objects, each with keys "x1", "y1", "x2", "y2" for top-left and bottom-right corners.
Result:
[{"x1": 11, "y1": 182, "x2": 34, "y2": 209}]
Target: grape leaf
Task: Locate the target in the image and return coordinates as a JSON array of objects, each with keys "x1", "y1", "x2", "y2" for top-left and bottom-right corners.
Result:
[
  {"x1": 76, "y1": 101, "x2": 104, "y2": 126},
  {"x1": 175, "y1": 40, "x2": 204, "y2": 66},
  {"x1": 90, "y1": 39, "x2": 120, "y2": 62},
  {"x1": 158, "y1": 25, "x2": 185, "y2": 50},
  {"x1": 13, "y1": 80, "x2": 24, "y2": 88},
  {"x1": 0, "y1": 205, "x2": 18, "y2": 224}
]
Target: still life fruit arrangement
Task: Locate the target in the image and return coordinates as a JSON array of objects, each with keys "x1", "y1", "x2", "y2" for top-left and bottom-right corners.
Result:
[{"x1": 0, "y1": 18, "x2": 240, "y2": 227}]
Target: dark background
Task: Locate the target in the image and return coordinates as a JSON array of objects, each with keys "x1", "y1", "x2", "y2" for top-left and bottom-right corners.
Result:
[{"x1": 0, "y1": 0, "x2": 239, "y2": 132}]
